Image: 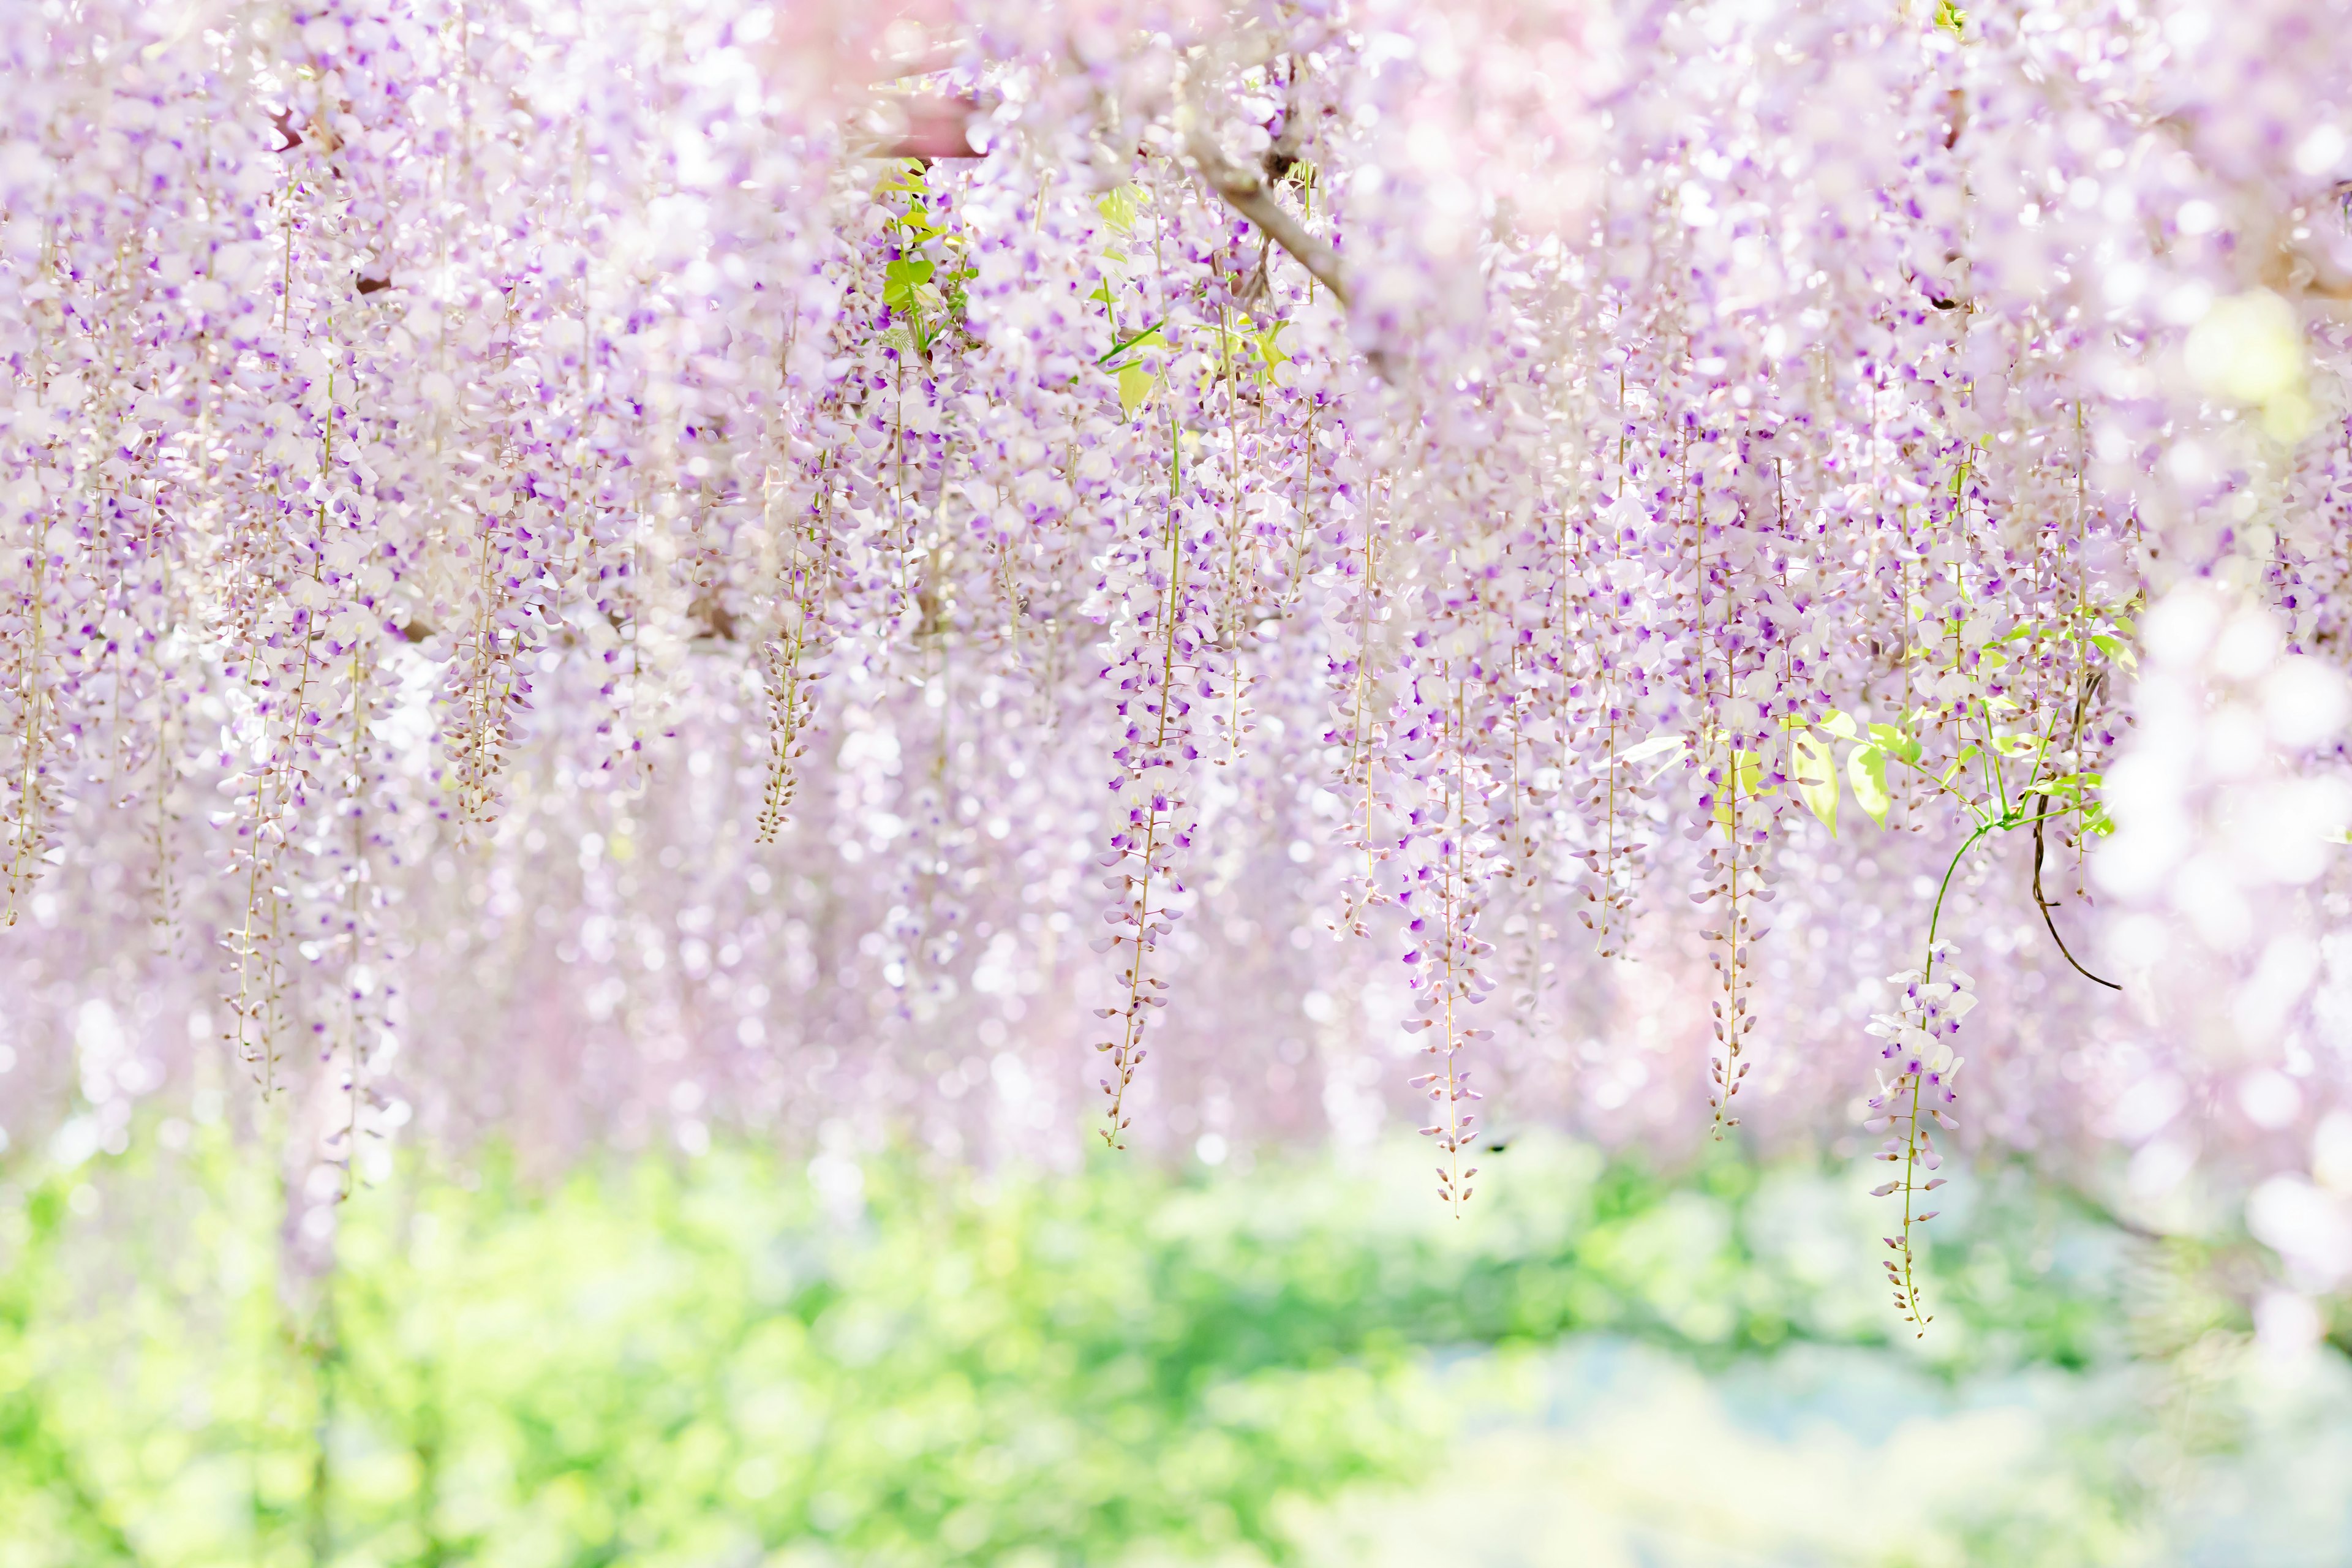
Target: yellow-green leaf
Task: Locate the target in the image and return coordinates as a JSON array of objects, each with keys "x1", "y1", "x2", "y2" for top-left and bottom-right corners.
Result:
[
  {"x1": 1793, "y1": 730, "x2": 1839, "y2": 837},
  {"x1": 1868, "y1": 720, "x2": 1922, "y2": 766},
  {"x1": 1849, "y1": 744, "x2": 1892, "y2": 826},
  {"x1": 2089, "y1": 633, "x2": 2139, "y2": 673},
  {"x1": 1710, "y1": 748, "x2": 1773, "y2": 831},
  {"x1": 872, "y1": 162, "x2": 927, "y2": 200},
  {"x1": 1251, "y1": 319, "x2": 1292, "y2": 379},
  {"x1": 1096, "y1": 184, "x2": 1143, "y2": 236},
  {"x1": 1118, "y1": 364, "x2": 1157, "y2": 420},
  {"x1": 1731, "y1": 748, "x2": 1768, "y2": 797}
]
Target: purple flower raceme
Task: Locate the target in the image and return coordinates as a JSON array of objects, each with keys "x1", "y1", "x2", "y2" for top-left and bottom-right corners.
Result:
[{"x1": 1864, "y1": 943, "x2": 1975, "y2": 1334}]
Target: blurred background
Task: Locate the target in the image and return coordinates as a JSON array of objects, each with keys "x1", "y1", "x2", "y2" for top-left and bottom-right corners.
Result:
[{"x1": 6, "y1": 1120, "x2": 2350, "y2": 1567}]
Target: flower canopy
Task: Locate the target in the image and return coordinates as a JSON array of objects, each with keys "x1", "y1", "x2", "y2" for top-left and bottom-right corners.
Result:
[{"x1": 4, "y1": 0, "x2": 2351, "y2": 1317}]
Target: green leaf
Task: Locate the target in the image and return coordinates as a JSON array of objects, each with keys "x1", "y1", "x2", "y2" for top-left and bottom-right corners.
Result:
[
  {"x1": 1096, "y1": 183, "x2": 1143, "y2": 235},
  {"x1": 1118, "y1": 363, "x2": 1158, "y2": 420},
  {"x1": 1867, "y1": 721, "x2": 1922, "y2": 766},
  {"x1": 1732, "y1": 748, "x2": 1768, "y2": 797},
  {"x1": 1706, "y1": 748, "x2": 1772, "y2": 835},
  {"x1": 2087, "y1": 633, "x2": 2138, "y2": 673},
  {"x1": 883, "y1": 257, "x2": 935, "y2": 309},
  {"x1": 1250, "y1": 318, "x2": 1292, "y2": 379},
  {"x1": 872, "y1": 163, "x2": 928, "y2": 199},
  {"x1": 1817, "y1": 708, "x2": 1860, "y2": 741},
  {"x1": 2024, "y1": 770, "x2": 2103, "y2": 805},
  {"x1": 1793, "y1": 731, "x2": 1839, "y2": 837},
  {"x1": 1849, "y1": 744, "x2": 1892, "y2": 826}
]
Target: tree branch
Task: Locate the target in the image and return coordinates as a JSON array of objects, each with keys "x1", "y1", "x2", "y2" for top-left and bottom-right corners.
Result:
[
  {"x1": 1183, "y1": 124, "x2": 1350, "y2": 310},
  {"x1": 861, "y1": 93, "x2": 983, "y2": 163}
]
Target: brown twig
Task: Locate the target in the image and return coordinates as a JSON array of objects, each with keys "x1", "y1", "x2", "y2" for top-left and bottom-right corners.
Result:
[
  {"x1": 2032, "y1": 809, "x2": 2120, "y2": 990},
  {"x1": 1183, "y1": 123, "x2": 1351, "y2": 311},
  {"x1": 2032, "y1": 668, "x2": 2121, "y2": 990}
]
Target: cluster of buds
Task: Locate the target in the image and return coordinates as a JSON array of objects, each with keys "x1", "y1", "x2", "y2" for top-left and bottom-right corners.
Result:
[
  {"x1": 1569, "y1": 692, "x2": 1653, "y2": 959},
  {"x1": 753, "y1": 456, "x2": 835, "y2": 845},
  {"x1": 1091, "y1": 780, "x2": 1194, "y2": 1148},
  {"x1": 1322, "y1": 643, "x2": 1393, "y2": 942},
  {"x1": 1693, "y1": 741, "x2": 1777, "y2": 1132},
  {"x1": 1398, "y1": 680, "x2": 1499, "y2": 1212},
  {"x1": 1864, "y1": 942, "x2": 1973, "y2": 1335}
]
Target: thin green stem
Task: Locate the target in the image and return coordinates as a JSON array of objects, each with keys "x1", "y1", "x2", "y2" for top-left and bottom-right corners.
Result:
[
  {"x1": 1922, "y1": 823, "x2": 1991, "y2": 984},
  {"x1": 1098, "y1": 318, "x2": 1166, "y2": 367},
  {"x1": 1974, "y1": 697, "x2": 2010, "y2": 816},
  {"x1": 1874, "y1": 744, "x2": 1986, "y2": 823}
]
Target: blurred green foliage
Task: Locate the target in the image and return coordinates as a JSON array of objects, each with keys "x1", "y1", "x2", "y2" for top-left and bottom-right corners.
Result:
[{"x1": 0, "y1": 1125, "x2": 2143, "y2": 1567}]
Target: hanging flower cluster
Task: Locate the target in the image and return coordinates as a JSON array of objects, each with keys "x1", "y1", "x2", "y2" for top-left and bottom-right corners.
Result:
[
  {"x1": 1866, "y1": 942, "x2": 1974, "y2": 1334},
  {"x1": 3, "y1": 0, "x2": 2351, "y2": 1327}
]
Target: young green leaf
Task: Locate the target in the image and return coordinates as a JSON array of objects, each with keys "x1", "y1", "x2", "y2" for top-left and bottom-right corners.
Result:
[
  {"x1": 1250, "y1": 318, "x2": 1292, "y2": 380},
  {"x1": 1712, "y1": 748, "x2": 1774, "y2": 831},
  {"x1": 883, "y1": 257, "x2": 935, "y2": 310},
  {"x1": 1792, "y1": 729, "x2": 1839, "y2": 836},
  {"x1": 872, "y1": 161, "x2": 927, "y2": 199},
  {"x1": 1868, "y1": 721, "x2": 1923, "y2": 766},
  {"x1": 1849, "y1": 743, "x2": 1893, "y2": 826},
  {"x1": 2088, "y1": 633, "x2": 2138, "y2": 673},
  {"x1": 1096, "y1": 183, "x2": 1143, "y2": 235},
  {"x1": 1118, "y1": 363, "x2": 1157, "y2": 419}
]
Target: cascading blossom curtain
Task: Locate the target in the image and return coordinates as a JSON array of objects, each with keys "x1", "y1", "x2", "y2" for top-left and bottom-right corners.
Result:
[{"x1": 2, "y1": 0, "x2": 2350, "y2": 1328}]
